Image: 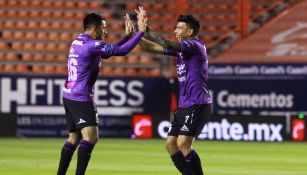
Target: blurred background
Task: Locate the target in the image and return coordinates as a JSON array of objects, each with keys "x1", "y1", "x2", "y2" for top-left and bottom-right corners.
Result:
[{"x1": 0, "y1": 0, "x2": 306, "y2": 142}]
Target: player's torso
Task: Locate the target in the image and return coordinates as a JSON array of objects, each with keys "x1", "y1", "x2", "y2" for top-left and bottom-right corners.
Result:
[
  {"x1": 63, "y1": 34, "x2": 101, "y2": 101},
  {"x1": 176, "y1": 41, "x2": 211, "y2": 107}
]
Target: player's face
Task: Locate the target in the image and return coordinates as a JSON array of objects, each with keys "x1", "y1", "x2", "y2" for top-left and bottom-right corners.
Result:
[
  {"x1": 174, "y1": 22, "x2": 193, "y2": 41},
  {"x1": 96, "y1": 20, "x2": 107, "y2": 40}
]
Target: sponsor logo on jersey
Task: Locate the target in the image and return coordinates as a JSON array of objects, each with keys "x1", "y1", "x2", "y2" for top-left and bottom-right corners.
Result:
[
  {"x1": 68, "y1": 54, "x2": 79, "y2": 58},
  {"x1": 72, "y1": 40, "x2": 83, "y2": 46},
  {"x1": 70, "y1": 47, "x2": 74, "y2": 53}
]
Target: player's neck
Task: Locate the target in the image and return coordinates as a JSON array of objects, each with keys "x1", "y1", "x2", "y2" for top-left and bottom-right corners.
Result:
[
  {"x1": 84, "y1": 30, "x2": 95, "y2": 39},
  {"x1": 182, "y1": 36, "x2": 195, "y2": 41}
]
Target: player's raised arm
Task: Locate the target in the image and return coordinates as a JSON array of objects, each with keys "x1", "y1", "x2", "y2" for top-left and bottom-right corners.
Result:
[
  {"x1": 136, "y1": 6, "x2": 147, "y2": 32},
  {"x1": 139, "y1": 38, "x2": 164, "y2": 54},
  {"x1": 126, "y1": 11, "x2": 165, "y2": 54},
  {"x1": 110, "y1": 7, "x2": 147, "y2": 55},
  {"x1": 114, "y1": 14, "x2": 136, "y2": 46},
  {"x1": 90, "y1": 8, "x2": 147, "y2": 57},
  {"x1": 107, "y1": 6, "x2": 147, "y2": 56},
  {"x1": 125, "y1": 13, "x2": 136, "y2": 37},
  {"x1": 144, "y1": 27, "x2": 181, "y2": 51},
  {"x1": 135, "y1": 6, "x2": 180, "y2": 51}
]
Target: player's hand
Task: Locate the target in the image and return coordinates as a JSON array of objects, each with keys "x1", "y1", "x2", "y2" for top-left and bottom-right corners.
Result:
[
  {"x1": 135, "y1": 6, "x2": 147, "y2": 32},
  {"x1": 125, "y1": 13, "x2": 135, "y2": 36}
]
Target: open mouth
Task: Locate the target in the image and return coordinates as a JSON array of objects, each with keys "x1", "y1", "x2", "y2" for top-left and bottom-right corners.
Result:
[{"x1": 176, "y1": 35, "x2": 181, "y2": 41}]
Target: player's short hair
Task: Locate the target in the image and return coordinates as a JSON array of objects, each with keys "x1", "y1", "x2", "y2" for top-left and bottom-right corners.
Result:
[
  {"x1": 177, "y1": 14, "x2": 200, "y2": 36},
  {"x1": 83, "y1": 13, "x2": 105, "y2": 31}
]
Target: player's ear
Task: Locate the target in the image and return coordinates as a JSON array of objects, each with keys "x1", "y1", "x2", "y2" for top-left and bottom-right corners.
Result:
[
  {"x1": 188, "y1": 29, "x2": 194, "y2": 36},
  {"x1": 93, "y1": 25, "x2": 99, "y2": 35},
  {"x1": 93, "y1": 25, "x2": 98, "y2": 32}
]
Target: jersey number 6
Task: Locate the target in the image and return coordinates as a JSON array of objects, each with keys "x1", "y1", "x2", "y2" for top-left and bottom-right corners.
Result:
[{"x1": 68, "y1": 58, "x2": 78, "y2": 81}]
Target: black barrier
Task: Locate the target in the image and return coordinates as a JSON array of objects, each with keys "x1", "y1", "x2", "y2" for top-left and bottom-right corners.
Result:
[
  {"x1": 100, "y1": 116, "x2": 132, "y2": 137},
  {"x1": 0, "y1": 113, "x2": 17, "y2": 137},
  {"x1": 16, "y1": 115, "x2": 132, "y2": 138},
  {"x1": 15, "y1": 113, "x2": 306, "y2": 142},
  {"x1": 1, "y1": 73, "x2": 306, "y2": 140},
  {"x1": 154, "y1": 114, "x2": 291, "y2": 142}
]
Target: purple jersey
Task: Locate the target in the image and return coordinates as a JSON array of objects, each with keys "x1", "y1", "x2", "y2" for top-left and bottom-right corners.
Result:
[
  {"x1": 164, "y1": 37, "x2": 212, "y2": 108},
  {"x1": 63, "y1": 32, "x2": 144, "y2": 101}
]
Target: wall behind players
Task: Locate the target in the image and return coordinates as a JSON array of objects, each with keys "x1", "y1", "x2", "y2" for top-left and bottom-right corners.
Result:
[{"x1": 0, "y1": 71, "x2": 306, "y2": 140}]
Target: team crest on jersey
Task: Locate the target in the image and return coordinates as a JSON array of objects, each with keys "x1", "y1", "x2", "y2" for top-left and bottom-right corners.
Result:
[{"x1": 100, "y1": 45, "x2": 107, "y2": 52}]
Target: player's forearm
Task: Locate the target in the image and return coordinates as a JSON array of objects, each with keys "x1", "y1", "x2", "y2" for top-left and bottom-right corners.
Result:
[
  {"x1": 139, "y1": 38, "x2": 164, "y2": 54},
  {"x1": 112, "y1": 31, "x2": 144, "y2": 56},
  {"x1": 145, "y1": 28, "x2": 181, "y2": 51},
  {"x1": 143, "y1": 29, "x2": 165, "y2": 46},
  {"x1": 140, "y1": 44, "x2": 163, "y2": 54},
  {"x1": 114, "y1": 35, "x2": 130, "y2": 46},
  {"x1": 163, "y1": 40, "x2": 181, "y2": 51},
  {"x1": 139, "y1": 40, "x2": 151, "y2": 51}
]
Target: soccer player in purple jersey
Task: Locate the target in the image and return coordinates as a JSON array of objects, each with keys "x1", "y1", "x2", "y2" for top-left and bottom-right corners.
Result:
[
  {"x1": 136, "y1": 8, "x2": 212, "y2": 175},
  {"x1": 56, "y1": 9, "x2": 147, "y2": 175}
]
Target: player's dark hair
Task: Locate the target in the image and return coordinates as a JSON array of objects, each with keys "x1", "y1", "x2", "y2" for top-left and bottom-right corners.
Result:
[
  {"x1": 177, "y1": 14, "x2": 200, "y2": 36},
  {"x1": 83, "y1": 13, "x2": 105, "y2": 31}
]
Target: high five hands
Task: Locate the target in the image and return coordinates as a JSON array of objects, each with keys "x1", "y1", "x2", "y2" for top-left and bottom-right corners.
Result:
[
  {"x1": 135, "y1": 6, "x2": 147, "y2": 32},
  {"x1": 125, "y1": 13, "x2": 135, "y2": 36}
]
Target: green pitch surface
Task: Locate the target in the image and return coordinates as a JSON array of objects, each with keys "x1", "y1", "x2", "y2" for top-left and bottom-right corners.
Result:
[{"x1": 0, "y1": 139, "x2": 306, "y2": 175}]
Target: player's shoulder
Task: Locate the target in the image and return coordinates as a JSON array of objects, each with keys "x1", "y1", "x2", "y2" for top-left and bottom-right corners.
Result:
[
  {"x1": 87, "y1": 40, "x2": 105, "y2": 46},
  {"x1": 71, "y1": 34, "x2": 92, "y2": 47},
  {"x1": 184, "y1": 38, "x2": 204, "y2": 46},
  {"x1": 87, "y1": 40, "x2": 108, "y2": 48},
  {"x1": 181, "y1": 38, "x2": 205, "y2": 52},
  {"x1": 192, "y1": 37, "x2": 205, "y2": 46}
]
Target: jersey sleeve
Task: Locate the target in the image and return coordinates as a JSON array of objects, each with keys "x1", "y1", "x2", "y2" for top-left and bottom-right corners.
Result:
[
  {"x1": 179, "y1": 40, "x2": 200, "y2": 53},
  {"x1": 89, "y1": 31, "x2": 144, "y2": 58},
  {"x1": 114, "y1": 35, "x2": 130, "y2": 46},
  {"x1": 88, "y1": 41, "x2": 115, "y2": 59},
  {"x1": 163, "y1": 48, "x2": 179, "y2": 57}
]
